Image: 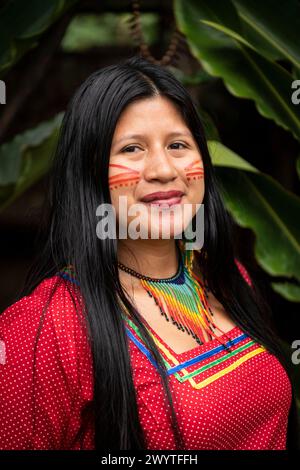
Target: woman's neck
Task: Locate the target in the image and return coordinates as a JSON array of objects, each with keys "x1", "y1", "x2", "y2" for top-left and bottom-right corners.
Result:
[
  {"x1": 117, "y1": 239, "x2": 179, "y2": 278},
  {"x1": 117, "y1": 239, "x2": 205, "y2": 293}
]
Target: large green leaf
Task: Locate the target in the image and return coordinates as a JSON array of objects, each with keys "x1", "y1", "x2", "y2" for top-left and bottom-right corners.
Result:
[
  {"x1": 208, "y1": 140, "x2": 257, "y2": 172},
  {"x1": 0, "y1": 113, "x2": 63, "y2": 212},
  {"x1": 0, "y1": 0, "x2": 78, "y2": 77},
  {"x1": 209, "y1": 140, "x2": 300, "y2": 281},
  {"x1": 271, "y1": 282, "x2": 300, "y2": 303},
  {"x1": 233, "y1": 0, "x2": 300, "y2": 71},
  {"x1": 174, "y1": 0, "x2": 300, "y2": 141},
  {"x1": 200, "y1": 0, "x2": 300, "y2": 69}
]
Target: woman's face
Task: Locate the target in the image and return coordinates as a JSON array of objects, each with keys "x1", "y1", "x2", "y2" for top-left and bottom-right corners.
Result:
[{"x1": 108, "y1": 95, "x2": 204, "y2": 240}]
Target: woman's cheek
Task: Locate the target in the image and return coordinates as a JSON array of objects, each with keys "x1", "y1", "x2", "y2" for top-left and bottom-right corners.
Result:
[
  {"x1": 108, "y1": 163, "x2": 141, "y2": 190},
  {"x1": 183, "y1": 158, "x2": 204, "y2": 183}
]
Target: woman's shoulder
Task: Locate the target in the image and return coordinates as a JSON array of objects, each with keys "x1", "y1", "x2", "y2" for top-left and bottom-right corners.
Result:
[
  {"x1": 0, "y1": 270, "x2": 89, "y2": 355},
  {"x1": 0, "y1": 270, "x2": 93, "y2": 450}
]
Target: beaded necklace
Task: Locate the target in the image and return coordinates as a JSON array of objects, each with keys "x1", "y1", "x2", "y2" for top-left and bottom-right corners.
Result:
[{"x1": 118, "y1": 241, "x2": 229, "y2": 346}]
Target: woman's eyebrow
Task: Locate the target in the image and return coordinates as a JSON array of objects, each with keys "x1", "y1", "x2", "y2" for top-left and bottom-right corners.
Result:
[{"x1": 113, "y1": 131, "x2": 193, "y2": 147}]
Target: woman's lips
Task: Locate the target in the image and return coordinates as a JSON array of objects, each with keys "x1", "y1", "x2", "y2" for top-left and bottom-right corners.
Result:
[{"x1": 144, "y1": 196, "x2": 183, "y2": 207}]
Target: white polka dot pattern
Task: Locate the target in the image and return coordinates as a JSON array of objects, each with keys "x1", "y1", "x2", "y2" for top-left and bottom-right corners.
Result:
[
  {"x1": 128, "y1": 322, "x2": 292, "y2": 450},
  {"x1": 0, "y1": 272, "x2": 292, "y2": 450},
  {"x1": 0, "y1": 276, "x2": 94, "y2": 449}
]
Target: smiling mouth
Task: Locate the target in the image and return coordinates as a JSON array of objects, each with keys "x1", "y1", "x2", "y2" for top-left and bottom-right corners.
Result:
[{"x1": 143, "y1": 195, "x2": 183, "y2": 208}]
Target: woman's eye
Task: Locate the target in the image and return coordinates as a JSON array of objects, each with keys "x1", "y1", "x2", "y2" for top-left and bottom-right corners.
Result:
[
  {"x1": 121, "y1": 142, "x2": 187, "y2": 153},
  {"x1": 121, "y1": 145, "x2": 140, "y2": 153},
  {"x1": 170, "y1": 142, "x2": 187, "y2": 150}
]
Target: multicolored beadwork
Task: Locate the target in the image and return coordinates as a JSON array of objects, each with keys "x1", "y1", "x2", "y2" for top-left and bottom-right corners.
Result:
[{"x1": 118, "y1": 240, "x2": 232, "y2": 348}]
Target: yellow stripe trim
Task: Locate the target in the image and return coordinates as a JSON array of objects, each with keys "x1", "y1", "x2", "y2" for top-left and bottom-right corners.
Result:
[
  {"x1": 148, "y1": 330, "x2": 266, "y2": 390},
  {"x1": 189, "y1": 346, "x2": 266, "y2": 389}
]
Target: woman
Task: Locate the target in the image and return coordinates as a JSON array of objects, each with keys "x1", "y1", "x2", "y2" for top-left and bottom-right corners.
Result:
[{"x1": 0, "y1": 55, "x2": 299, "y2": 451}]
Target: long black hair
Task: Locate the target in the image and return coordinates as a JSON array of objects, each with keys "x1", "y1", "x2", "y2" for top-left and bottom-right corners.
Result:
[{"x1": 18, "y1": 54, "x2": 299, "y2": 450}]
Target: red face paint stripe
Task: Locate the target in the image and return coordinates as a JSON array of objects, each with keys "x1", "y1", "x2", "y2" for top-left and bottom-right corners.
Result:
[
  {"x1": 184, "y1": 160, "x2": 203, "y2": 170},
  {"x1": 109, "y1": 181, "x2": 138, "y2": 189},
  {"x1": 109, "y1": 172, "x2": 140, "y2": 182},
  {"x1": 186, "y1": 166, "x2": 203, "y2": 170},
  {"x1": 109, "y1": 175, "x2": 140, "y2": 183},
  {"x1": 109, "y1": 164, "x2": 139, "y2": 173},
  {"x1": 186, "y1": 168, "x2": 204, "y2": 172},
  {"x1": 186, "y1": 171, "x2": 204, "y2": 176},
  {"x1": 109, "y1": 176, "x2": 140, "y2": 185}
]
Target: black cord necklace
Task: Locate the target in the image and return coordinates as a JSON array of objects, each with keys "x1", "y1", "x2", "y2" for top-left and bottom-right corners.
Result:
[{"x1": 118, "y1": 245, "x2": 217, "y2": 346}]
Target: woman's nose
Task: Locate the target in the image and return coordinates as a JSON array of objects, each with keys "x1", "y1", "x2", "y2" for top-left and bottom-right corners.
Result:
[{"x1": 143, "y1": 148, "x2": 178, "y2": 182}]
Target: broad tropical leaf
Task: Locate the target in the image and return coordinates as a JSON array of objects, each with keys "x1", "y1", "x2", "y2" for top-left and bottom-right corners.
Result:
[
  {"x1": 233, "y1": 0, "x2": 300, "y2": 71},
  {"x1": 0, "y1": 113, "x2": 63, "y2": 212},
  {"x1": 0, "y1": 0, "x2": 78, "y2": 77},
  {"x1": 174, "y1": 0, "x2": 300, "y2": 141},
  {"x1": 271, "y1": 281, "x2": 300, "y2": 303},
  {"x1": 208, "y1": 141, "x2": 300, "y2": 281}
]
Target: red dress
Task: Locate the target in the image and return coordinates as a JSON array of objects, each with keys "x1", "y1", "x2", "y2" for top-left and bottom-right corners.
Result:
[{"x1": 0, "y1": 269, "x2": 292, "y2": 450}]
